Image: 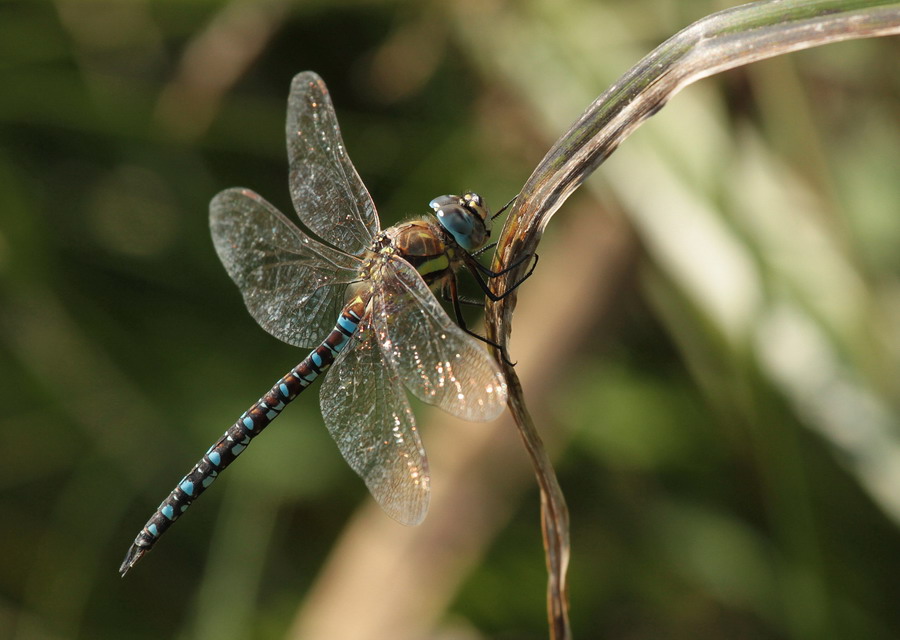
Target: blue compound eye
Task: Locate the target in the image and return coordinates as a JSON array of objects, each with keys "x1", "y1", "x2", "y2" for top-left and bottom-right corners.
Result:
[{"x1": 430, "y1": 193, "x2": 490, "y2": 252}]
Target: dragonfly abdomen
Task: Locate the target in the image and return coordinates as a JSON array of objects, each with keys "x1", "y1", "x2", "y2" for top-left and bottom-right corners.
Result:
[{"x1": 119, "y1": 294, "x2": 368, "y2": 576}]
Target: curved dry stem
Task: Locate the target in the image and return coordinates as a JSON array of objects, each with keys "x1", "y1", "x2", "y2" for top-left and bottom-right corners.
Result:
[
  {"x1": 485, "y1": 2, "x2": 900, "y2": 638},
  {"x1": 489, "y1": 0, "x2": 900, "y2": 314}
]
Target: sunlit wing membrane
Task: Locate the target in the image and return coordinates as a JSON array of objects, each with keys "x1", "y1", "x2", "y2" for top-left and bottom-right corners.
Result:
[
  {"x1": 286, "y1": 71, "x2": 380, "y2": 256},
  {"x1": 210, "y1": 187, "x2": 363, "y2": 349},
  {"x1": 320, "y1": 318, "x2": 430, "y2": 525},
  {"x1": 372, "y1": 255, "x2": 508, "y2": 422}
]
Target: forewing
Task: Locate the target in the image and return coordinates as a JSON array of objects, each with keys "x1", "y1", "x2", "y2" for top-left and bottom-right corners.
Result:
[
  {"x1": 210, "y1": 187, "x2": 362, "y2": 349},
  {"x1": 320, "y1": 318, "x2": 430, "y2": 525},
  {"x1": 372, "y1": 256, "x2": 508, "y2": 421},
  {"x1": 287, "y1": 71, "x2": 379, "y2": 256}
]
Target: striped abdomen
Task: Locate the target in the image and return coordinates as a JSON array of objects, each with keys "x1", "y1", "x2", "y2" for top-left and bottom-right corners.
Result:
[{"x1": 119, "y1": 294, "x2": 367, "y2": 576}]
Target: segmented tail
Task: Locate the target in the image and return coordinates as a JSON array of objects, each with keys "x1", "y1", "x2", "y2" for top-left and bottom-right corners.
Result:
[{"x1": 119, "y1": 294, "x2": 367, "y2": 576}]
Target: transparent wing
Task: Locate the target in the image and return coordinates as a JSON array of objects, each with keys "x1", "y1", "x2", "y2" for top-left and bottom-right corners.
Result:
[
  {"x1": 287, "y1": 71, "x2": 380, "y2": 256},
  {"x1": 372, "y1": 256, "x2": 508, "y2": 421},
  {"x1": 210, "y1": 187, "x2": 363, "y2": 349},
  {"x1": 320, "y1": 317, "x2": 430, "y2": 525}
]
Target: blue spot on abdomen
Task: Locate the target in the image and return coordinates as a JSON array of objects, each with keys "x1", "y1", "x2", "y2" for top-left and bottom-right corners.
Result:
[
  {"x1": 338, "y1": 315, "x2": 358, "y2": 334},
  {"x1": 202, "y1": 471, "x2": 218, "y2": 488}
]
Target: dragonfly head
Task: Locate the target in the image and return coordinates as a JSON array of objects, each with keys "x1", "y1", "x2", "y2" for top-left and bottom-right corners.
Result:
[{"x1": 429, "y1": 192, "x2": 491, "y2": 252}]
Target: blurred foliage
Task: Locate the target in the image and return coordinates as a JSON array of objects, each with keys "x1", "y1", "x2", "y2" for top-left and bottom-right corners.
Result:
[{"x1": 0, "y1": 1, "x2": 898, "y2": 639}]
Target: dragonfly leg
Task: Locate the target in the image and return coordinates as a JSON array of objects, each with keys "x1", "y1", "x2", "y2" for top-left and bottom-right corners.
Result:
[
  {"x1": 470, "y1": 194, "x2": 519, "y2": 257},
  {"x1": 441, "y1": 286, "x2": 484, "y2": 308},
  {"x1": 472, "y1": 250, "x2": 538, "y2": 280},
  {"x1": 444, "y1": 278, "x2": 516, "y2": 367},
  {"x1": 462, "y1": 252, "x2": 539, "y2": 303},
  {"x1": 490, "y1": 193, "x2": 519, "y2": 220},
  {"x1": 470, "y1": 241, "x2": 497, "y2": 258}
]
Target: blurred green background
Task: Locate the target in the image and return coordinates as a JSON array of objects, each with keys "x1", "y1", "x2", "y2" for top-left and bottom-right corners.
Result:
[{"x1": 1, "y1": 1, "x2": 899, "y2": 639}]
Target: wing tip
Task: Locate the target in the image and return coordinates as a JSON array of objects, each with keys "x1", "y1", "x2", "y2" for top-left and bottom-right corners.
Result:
[
  {"x1": 371, "y1": 477, "x2": 431, "y2": 527},
  {"x1": 290, "y1": 70, "x2": 327, "y2": 96},
  {"x1": 390, "y1": 500, "x2": 429, "y2": 527}
]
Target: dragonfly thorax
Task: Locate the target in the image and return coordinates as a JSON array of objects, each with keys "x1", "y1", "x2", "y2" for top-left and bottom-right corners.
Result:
[{"x1": 382, "y1": 219, "x2": 458, "y2": 288}]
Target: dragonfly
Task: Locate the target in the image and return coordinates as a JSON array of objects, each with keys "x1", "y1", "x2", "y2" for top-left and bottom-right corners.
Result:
[{"x1": 119, "y1": 71, "x2": 533, "y2": 576}]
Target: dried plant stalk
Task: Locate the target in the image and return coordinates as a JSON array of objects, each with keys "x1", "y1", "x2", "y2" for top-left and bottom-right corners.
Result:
[{"x1": 485, "y1": 2, "x2": 900, "y2": 638}]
